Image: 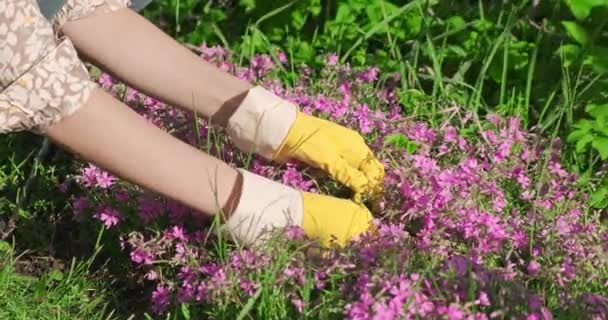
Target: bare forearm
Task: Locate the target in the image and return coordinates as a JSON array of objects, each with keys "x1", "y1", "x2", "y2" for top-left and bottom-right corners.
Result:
[
  {"x1": 45, "y1": 88, "x2": 241, "y2": 217},
  {"x1": 60, "y1": 8, "x2": 251, "y2": 126}
]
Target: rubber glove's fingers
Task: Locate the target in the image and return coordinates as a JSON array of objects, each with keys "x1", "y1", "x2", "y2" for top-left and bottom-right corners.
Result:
[
  {"x1": 301, "y1": 192, "x2": 373, "y2": 247},
  {"x1": 277, "y1": 125, "x2": 371, "y2": 199},
  {"x1": 358, "y1": 153, "x2": 385, "y2": 196},
  {"x1": 320, "y1": 154, "x2": 370, "y2": 201}
]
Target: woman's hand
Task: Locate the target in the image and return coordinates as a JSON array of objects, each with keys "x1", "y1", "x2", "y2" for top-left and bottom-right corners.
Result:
[
  {"x1": 222, "y1": 170, "x2": 373, "y2": 248},
  {"x1": 274, "y1": 112, "x2": 385, "y2": 203},
  {"x1": 300, "y1": 191, "x2": 373, "y2": 247},
  {"x1": 226, "y1": 86, "x2": 385, "y2": 202}
]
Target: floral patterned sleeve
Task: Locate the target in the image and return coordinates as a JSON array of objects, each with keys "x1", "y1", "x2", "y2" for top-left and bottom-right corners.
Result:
[
  {"x1": 0, "y1": 0, "x2": 130, "y2": 134},
  {"x1": 54, "y1": 0, "x2": 131, "y2": 30}
]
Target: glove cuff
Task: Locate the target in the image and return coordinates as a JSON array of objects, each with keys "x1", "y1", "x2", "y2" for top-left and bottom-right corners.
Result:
[
  {"x1": 222, "y1": 169, "x2": 304, "y2": 245},
  {"x1": 226, "y1": 86, "x2": 298, "y2": 160}
]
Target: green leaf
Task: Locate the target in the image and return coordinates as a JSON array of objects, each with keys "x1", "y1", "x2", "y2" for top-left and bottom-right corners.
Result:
[
  {"x1": 591, "y1": 137, "x2": 608, "y2": 159},
  {"x1": 585, "y1": 103, "x2": 608, "y2": 118},
  {"x1": 0, "y1": 240, "x2": 10, "y2": 253},
  {"x1": 237, "y1": 287, "x2": 262, "y2": 320},
  {"x1": 365, "y1": 5, "x2": 382, "y2": 24},
  {"x1": 567, "y1": 128, "x2": 591, "y2": 143},
  {"x1": 575, "y1": 134, "x2": 594, "y2": 153},
  {"x1": 239, "y1": 0, "x2": 256, "y2": 12},
  {"x1": 291, "y1": 10, "x2": 306, "y2": 29},
  {"x1": 558, "y1": 44, "x2": 582, "y2": 67},
  {"x1": 593, "y1": 115, "x2": 608, "y2": 136},
  {"x1": 587, "y1": 46, "x2": 608, "y2": 73},
  {"x1": 576, "y1": 170, "x2": 592, "y2": 186},
  {"x1": 384, "y1": 133, "x2": 419, "y2": 154},
  {"x1": 181, "y1": 304, "x2": 191, "y2": 320},
  {"x1": 567, "y1": 120, "x2": 593, "y2": 142},
  {"x1": 48, "y1": 269, "x2": 64, "y2": 282},
  {"x1": 589, "y1": 187, "x2": 608, "y2": 208},
  {"x1": 308, "y1": 0, "x2": 321, "y2": 16},
  {"x1": 447, "y1": 16, "x2": 466, "y2": 30},
  {"x1": 449, "y1": 45, "x2": 468, "y2": 57},
  {"x1": 335, "y1": 3, "x2": 355, "y2": 24},
  {"x1": 573, "y1": 119, "x2": 594, "y2": 130},
  {"x1": 406, "y1": 141, "x2": 419, "y2": 154},
  {"x1": 562, "y1": 21, "x2": 589, "y2": 46},
  {"x1": 564, "y1": 0, "x2": 607, "y2": 20}
]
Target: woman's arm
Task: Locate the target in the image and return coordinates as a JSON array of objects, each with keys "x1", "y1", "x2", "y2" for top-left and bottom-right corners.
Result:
[
  {"x1": 57, "y1": 5, "x2": 384, "y2": 201},
  {"x1": 58, "y1": 7, "x2": 250, "y2": 126},
  {"x1": 1, "y1": 0, "x2": 241, "y2": 218},
  {"x1": 1, "y1": 1, "x2": 374, "y2": 247},
  {"x1": 46, "y1": 87, "x2": 242, "y2": 218}
]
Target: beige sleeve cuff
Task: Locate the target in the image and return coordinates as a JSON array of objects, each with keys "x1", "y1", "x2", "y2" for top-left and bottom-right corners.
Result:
[
  {"x1": 226, "y1": 86, "x2": 298, "y2": 160},
  {"x1": 221, "y1": 169, "x2": 304, "y2": 246}
]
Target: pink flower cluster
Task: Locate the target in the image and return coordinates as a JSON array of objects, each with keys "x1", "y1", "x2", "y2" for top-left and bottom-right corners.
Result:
[{"x1": 64, "y1": 44, "x2": 608, "y2": 319}]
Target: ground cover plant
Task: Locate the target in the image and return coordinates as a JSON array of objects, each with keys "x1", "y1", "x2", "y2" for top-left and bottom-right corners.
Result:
[
  {"x1": 53, "y1": 45, "x2": 607, "y2": 318},
  {"x1": 1, "y1": 0, "x2": 607, "y2": 319}
]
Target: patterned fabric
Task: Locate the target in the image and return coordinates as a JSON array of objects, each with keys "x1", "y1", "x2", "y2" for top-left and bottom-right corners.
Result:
[
  {"x1": 38, "y1": 0, "x2": 149, "y2": 20},
  {"x1": 54, "y1": 0, "x2": 131, "y2": 30},
  {"x1": 0, "y1": 0, "x2": 129, "y2": 134}
]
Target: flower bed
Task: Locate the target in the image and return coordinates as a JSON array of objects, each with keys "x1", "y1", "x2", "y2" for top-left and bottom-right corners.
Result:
[{"x1": 64, "y1": 44, "x2": 608, "y2": 319}]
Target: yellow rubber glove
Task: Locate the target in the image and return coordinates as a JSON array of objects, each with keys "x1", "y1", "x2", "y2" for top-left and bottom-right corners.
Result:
[
  {"x1": 224, "y1": 170, "x2": 374, "y2": 248},
  {"x1": 301, "y1": 191, "x2": 373, "y2": 247},
  {"x1": 226, "y1": 86, "x2": 385, "y2": 203},
  {"x1": 273, "y1": 112, "x2": 385, "y2": 202}
]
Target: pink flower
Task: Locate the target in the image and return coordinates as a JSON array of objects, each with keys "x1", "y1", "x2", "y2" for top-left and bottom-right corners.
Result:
[
  {"x1": 353, "y1": 104, "x2": 373, "y2": 133},
  {"x1": 165, "y1": 225, "x2": 187, "y2": 241},
  {"x1": 477, "y1": 291, "x2": 490, "y2": 306},
  {"x1": 438, "y1": 304, "x2": 465, "y2": 320},
  {"x1": 250, "y1": 54, "x2": 275, "y2": 76},
  {"x1": 486, "y1": 113, "x2": 500, "y2": 126},
  {"x1": 72, "y1": 196, "x2": 89, "y2": 215},
  {"x1": 240, "y1": 279, "x2": 258, "y2": 296},
  {"x1": 327, "y1": 53, "x2": 339, "y2": 65},
  {"x1": 549, "y1": 162, "x2": 568, "y2": 178},
  {"x1": 357, "y1": 67, "x2": 379, "y2": 82},
  {"x1": 283, "y1": 267, "x2": 305, "y2": 286},
  {"x1": 282, "y1": 163, "x2": 315, "y2": 191},
  {"x1": 96, "y1": 171, "x2": 116, "y2": 189},
  {"x1": 98, "y1": 73, "x2": 114, "y2": 89},
  {"x1": 151, "y1": 284, "x2": 171, "y2": 314},
  {"x1": 199, "y1": 43, "x2": 228, "y2": 60},
  {"x1": 80, "y1": 164, "x2": 100, "y2": 188},
  {"x1": 113, "y1": 189, "x2": 130, "y2": 202},
  {"x1": 95, "y1": 206, "x2": 120, "y2": 228},
  {"x1": 278, "y1": 51, "x2": 287, "y2": 64},
  {"x1": 177, "y1": 282, "x2": 195, "y2": 303},
  {"x1": 125, "y1": 87, "x2": 140, "y2": 102},
  {"x1": 79, "y1": 164, "x2": 116, "y2": 189},
  {"x1": 292, "y1": 297, "x2": 305, "y2": 313},
  {"x1": 130, "y1": 248, "x2": 154, "y2": 265},
  {"x1": 145, "y1": 270, "x2": 159, "y2": 281},
  {"x1": 527, "y1": 260, "x2": 541, "y2": 276},
  {"x1": 314, "y1": 271, "x2": 327, "y2": 289},
  {"x1": 285, "y1": 226, "x2": 306, "y2": 240},
  {"x1": 443, "y1": 125, "x2": 458, "y2": 143}
]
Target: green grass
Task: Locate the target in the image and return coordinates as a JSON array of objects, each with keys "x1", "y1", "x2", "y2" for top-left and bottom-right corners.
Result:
[{"x1": 0, "y1": 242, "x2": 114, "y2": 319}]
